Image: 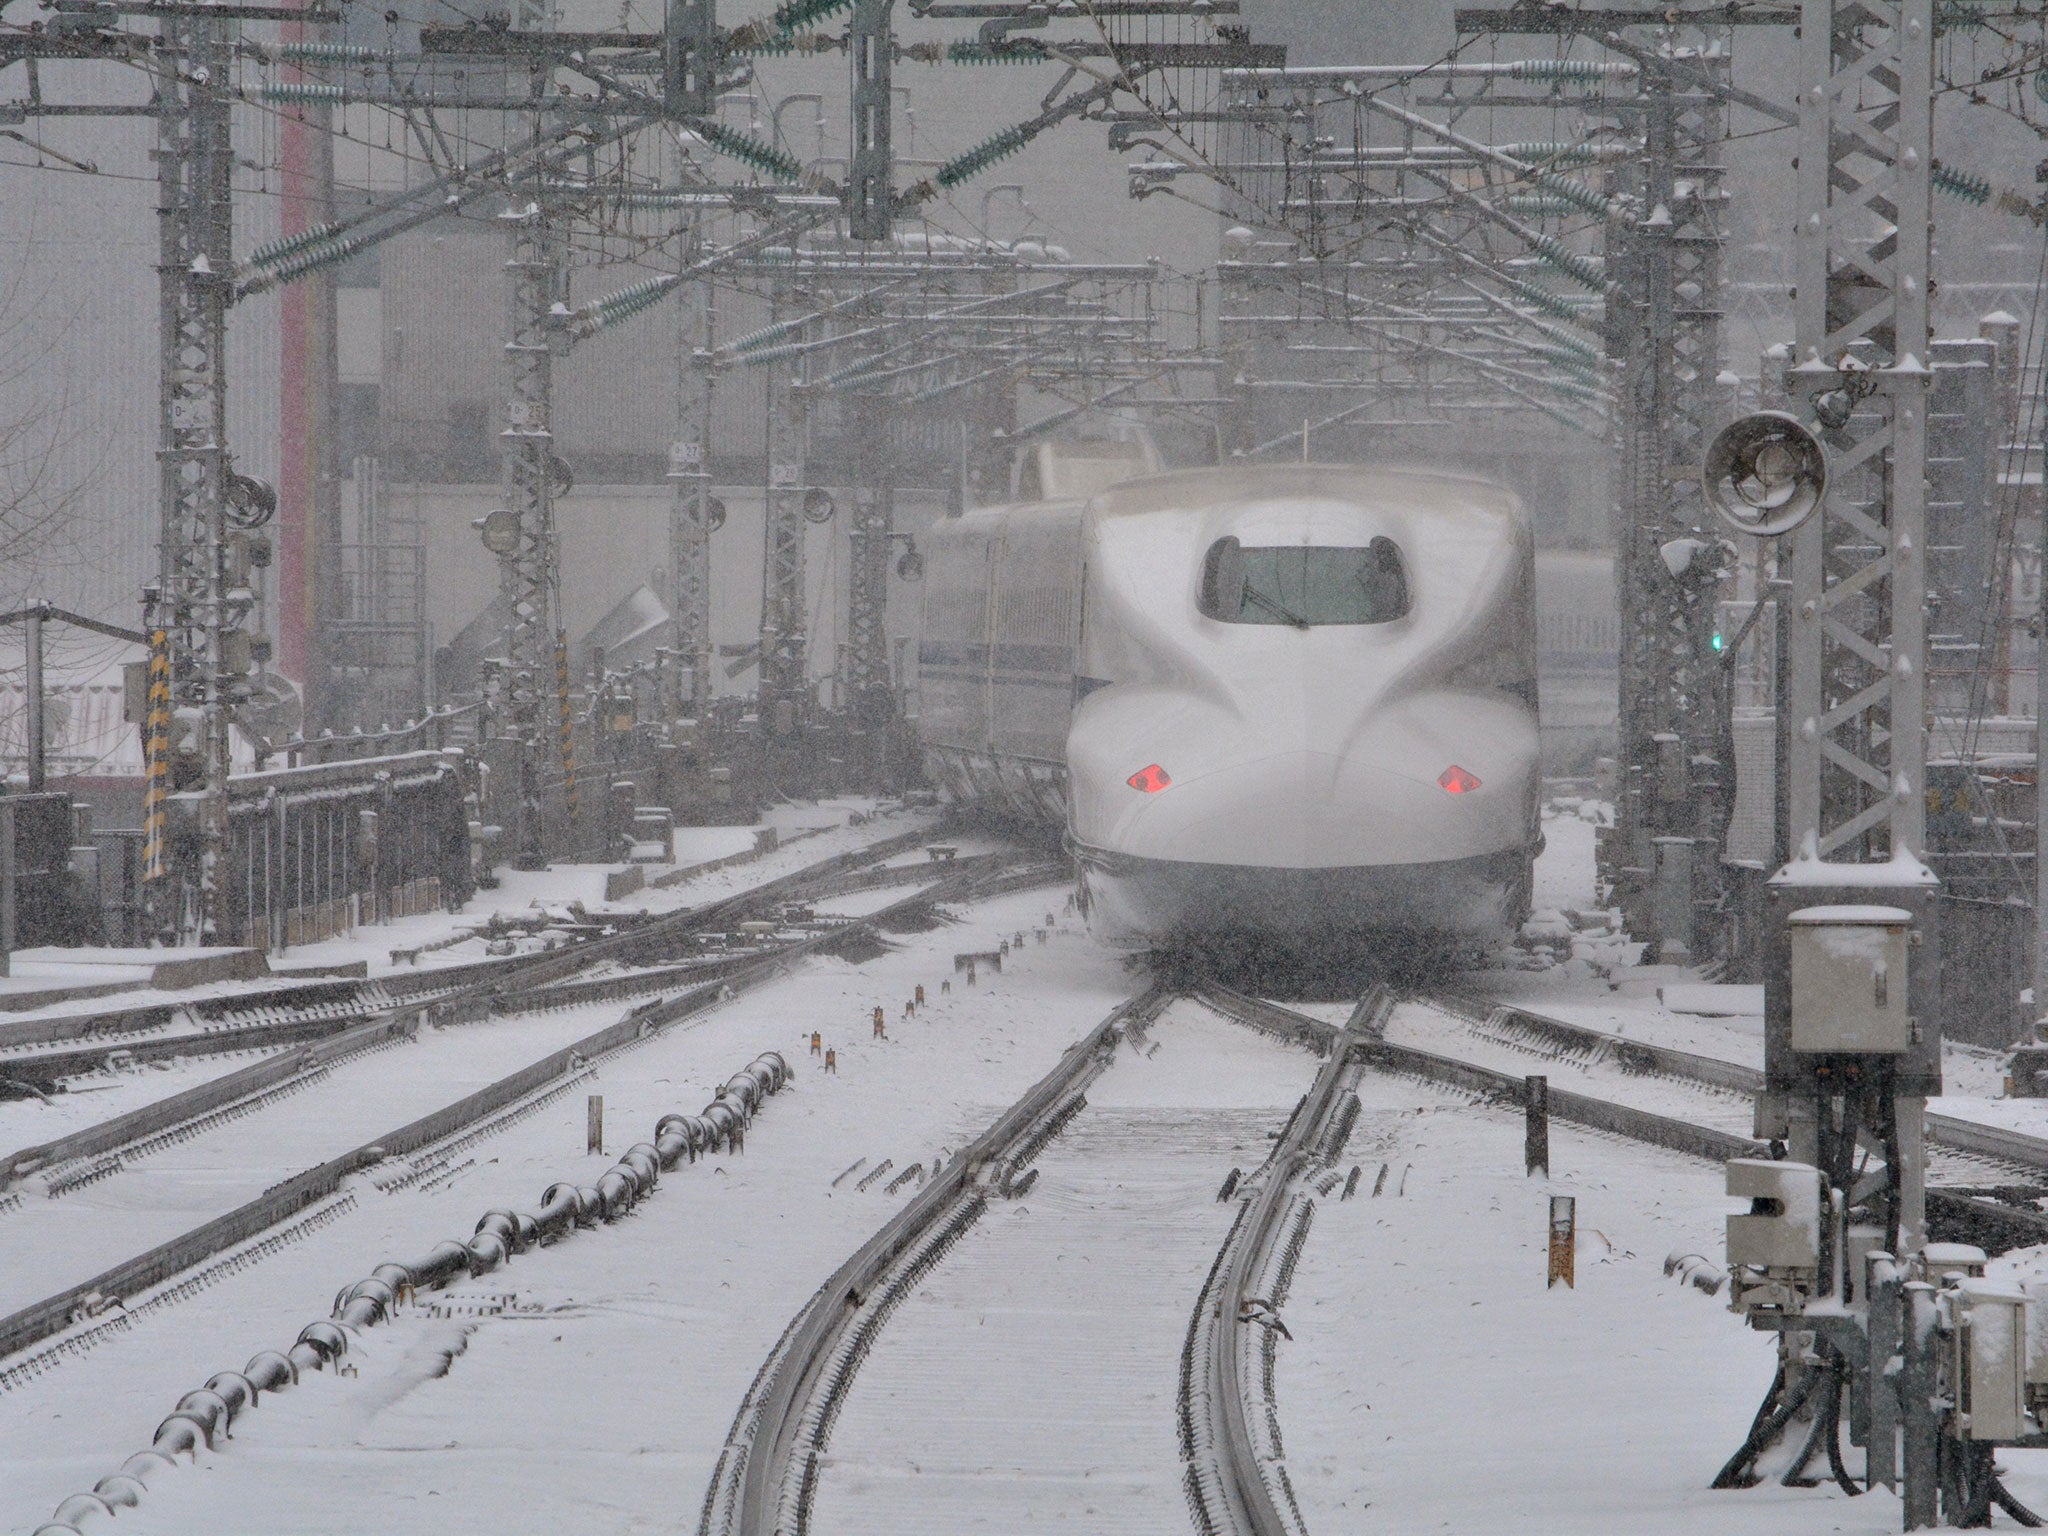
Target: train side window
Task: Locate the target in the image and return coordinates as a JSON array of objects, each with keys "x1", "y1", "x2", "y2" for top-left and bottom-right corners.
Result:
[{"x1": 1198, "y1": 537, "x2": 1409, "y2": 626}]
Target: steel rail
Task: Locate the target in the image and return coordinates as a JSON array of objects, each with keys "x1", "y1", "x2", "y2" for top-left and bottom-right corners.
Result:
[
  {"x1": 707, "y1": 985, "x2": 1169, "y2": 1536},
  {"x1": 0, "y1": 859, "x2": 1040, "y2": 1364},
  {"x1": 1189, "y1": 984, "x2": 1370, "y2": 1536}
]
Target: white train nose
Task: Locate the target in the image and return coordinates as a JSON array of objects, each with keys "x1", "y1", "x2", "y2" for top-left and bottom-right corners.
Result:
[
  {"x1": 1069, "y1": 693, "x2": 1535, "y2": 871},
  {"x1": 1114, "y1": 749, "x2": 1358, "y2": 868}
]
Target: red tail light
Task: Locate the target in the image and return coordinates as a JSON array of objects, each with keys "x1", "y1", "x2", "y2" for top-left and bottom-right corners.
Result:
[
  {"x1": 1437, "y1": 765, "x2": 1480, "y2": 795},
  {"x1": 1127, "y1": 764, "x2": 1172, "y2": 793}
]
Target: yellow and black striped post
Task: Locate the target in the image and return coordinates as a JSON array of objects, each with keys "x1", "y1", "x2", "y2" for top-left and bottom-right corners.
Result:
[
  {"x1": 141, "y1": 628, "x2": 172, "y2": 883},
  {"x1": 555, "y1": 629, "x2": 578, "y2": 828}
]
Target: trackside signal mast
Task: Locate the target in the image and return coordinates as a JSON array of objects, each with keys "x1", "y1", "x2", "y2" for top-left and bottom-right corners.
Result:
[{"x1": 1711, "y1": 2, "x2": 2048, "y2": 1525}]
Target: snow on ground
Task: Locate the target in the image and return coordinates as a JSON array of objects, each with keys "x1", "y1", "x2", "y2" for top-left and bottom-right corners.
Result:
[
  {"x1": 812, "y1": 1003, "x2": 1317, "y2": 1535},
  {"x1": 1278, "y1": 1079, "x2": 2048, "y2": 1533},
  {"x1": 0, "y1": 883, "x2": 1132, "y2": 1536}
]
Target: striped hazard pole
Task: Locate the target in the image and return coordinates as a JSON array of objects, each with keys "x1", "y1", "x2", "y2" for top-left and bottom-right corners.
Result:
[
  {"x1": 555, "y1": 629, "x2": 578, "y2": 827},
  {"x1": 141, "y1": 628, "x2": 172, "y2": 883}
]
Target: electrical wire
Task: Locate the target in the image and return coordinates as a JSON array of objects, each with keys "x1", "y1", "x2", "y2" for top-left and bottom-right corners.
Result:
[
  {"x1": 1712, "y1": 1359, "x2": 1821, "y2": 1489},
  {"x1": 1993, "y1": 1475, "x2": 2048, "y2": 1527}
]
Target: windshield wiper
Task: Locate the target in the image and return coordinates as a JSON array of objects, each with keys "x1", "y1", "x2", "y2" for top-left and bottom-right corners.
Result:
[{"x1": 1241, "y1": 584, "x2": 1311, "y2": 630}]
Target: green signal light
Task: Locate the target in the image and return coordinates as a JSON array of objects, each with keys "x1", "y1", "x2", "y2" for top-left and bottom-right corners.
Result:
[{"x1": 1710, "y1": 632, "x2": 1726, "y2": 652}]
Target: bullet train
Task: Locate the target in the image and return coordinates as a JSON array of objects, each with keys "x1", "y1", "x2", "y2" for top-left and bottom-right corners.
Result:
[{"x1": 915, "y1": 453, "x2": 1542, "y2": 950}]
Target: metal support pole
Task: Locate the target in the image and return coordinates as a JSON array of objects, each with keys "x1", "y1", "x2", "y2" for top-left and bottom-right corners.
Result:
[
  {"x1": 1901, "y1": 1281, "x2": 1941, "y2": 1528},
  {"x1": 498, "y1": 201, "x2": 565, "y2": 869},
  {"x1": 1866, "y1": 1253, "x2": 1901, "y2": 1492},
  {"x1": 758, "y1": 295, "x2": 809, "y2": 756},
  {"x1": 24, "y1": 605, "x2": 44, "y2": 794},
  {"x1": 669, "y1": 249, "x2": 716, "y2": 724},
  {"x1": 2035, "y1": 495, "x2": 2048, "y2": 1043},
  {"x1": 154, "y1": 11, "x2": 241, "y2": 940},
  {"x1": 0, "y1": 801, "x2": 14, "y2": 977},
  {"x1": 845, "y1": 390, "x2": 896, "y2": 764},
  {"x1": 847, "y1": 0, "x2": 895, "y2": 241},
  {"x1": 555, "y1": 627, "x2": 578, "y2": 848},
  {"x1": 1893, "y1": 1093, "x2": 1927, "y2": 1256},
  {"x1": 1653, "y1": 836, "x2": 1695, "y2": 963}
]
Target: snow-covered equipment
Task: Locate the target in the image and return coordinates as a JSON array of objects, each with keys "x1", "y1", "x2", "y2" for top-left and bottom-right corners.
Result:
[
  {"x1": 1945, "y1": 1282, "x2": 2031, "y2": 1442},
  {"x1": 1725, "y1": 1157, "x2": 1821, "y2": 1312},
  {"x1": 1786, "y1": 905, "x2": 1914, "y2": 1054}
]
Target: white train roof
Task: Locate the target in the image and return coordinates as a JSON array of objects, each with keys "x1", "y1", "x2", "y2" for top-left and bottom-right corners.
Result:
[{"x1": 1080, "y1": 462, "x2": 1522, "y2": 523}]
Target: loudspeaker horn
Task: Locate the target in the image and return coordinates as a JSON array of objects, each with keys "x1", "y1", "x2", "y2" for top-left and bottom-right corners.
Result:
[{"x1": 1702, "y1": 410, "x2": 1827, "y2": 538}]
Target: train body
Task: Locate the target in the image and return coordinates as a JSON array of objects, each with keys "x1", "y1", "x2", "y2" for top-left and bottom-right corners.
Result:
[{"x1": 916, "y1": 462, "x2": 1541, "y2": 950}]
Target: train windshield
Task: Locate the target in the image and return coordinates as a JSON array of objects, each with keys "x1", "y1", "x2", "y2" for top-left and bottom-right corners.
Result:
[{"x1": 1198, "y1": 537, "x2": 1409, "y2": 627}]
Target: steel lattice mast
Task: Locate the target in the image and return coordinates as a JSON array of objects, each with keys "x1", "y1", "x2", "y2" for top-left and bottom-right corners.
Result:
[
  {"x1": 1605, "y1": 38, "x2": 1731, "y2": 958},
  {"x1": 758, "y1": 306, "x2": 810, "y2": 747},
  {"x1": 152, "y1": 10, "x2": 242, "y2": 941},
  {"x1": 844, "y1": 389, "x2": 897, "y2": 731},
  {"x1": 1748, "y1": 0, "x2": 1941, "y2": 1299},
  {"x1": 497, "y1": 200, "x2": 566, "y2": 868},
  {"x1": 1785, "y1": 0, "x2": 1933, "y2": 870},
  {"x1": 670, "y1": 246, "x2": 717, "y2": 724}
]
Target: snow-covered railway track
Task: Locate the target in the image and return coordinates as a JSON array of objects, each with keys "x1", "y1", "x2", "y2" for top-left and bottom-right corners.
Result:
[
  {"x1": 1419, "y1": 990, "x2": 2048, "y2": 1189},
  {"x1": 1322, "y1": 989, "x2": 2048, "y2": 1259},
  {"x1": 1179, "y1": 987, "x2": 1381, "y2": 1536},
  {"x1": 699, "y1": 986, "x2": 1169, "y2": 1536},
  {"x1": 701, "y1": 988, "x2": 1357, "y2": 1536},
  {"x1": 0, "y1": 830, "x2": 971, "y2": 1191},
  {"x1": 1176, "y1": 985, "x2": 2048, "y2": 1536},
  {"x1": 0, "y1": 857, "x2": 1026, "y2": 1365},
  {"x1": 0, "y1": 828, "x2": 958, "y2": 1097}
]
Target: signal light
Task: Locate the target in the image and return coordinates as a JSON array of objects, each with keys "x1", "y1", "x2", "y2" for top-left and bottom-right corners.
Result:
[
  {"x1": 1127, "y1": 764, "x2": 1172, "y2": 793},
  {"x1": 1438, "y1": 765, "x2": 1480, "y2": 795}
]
